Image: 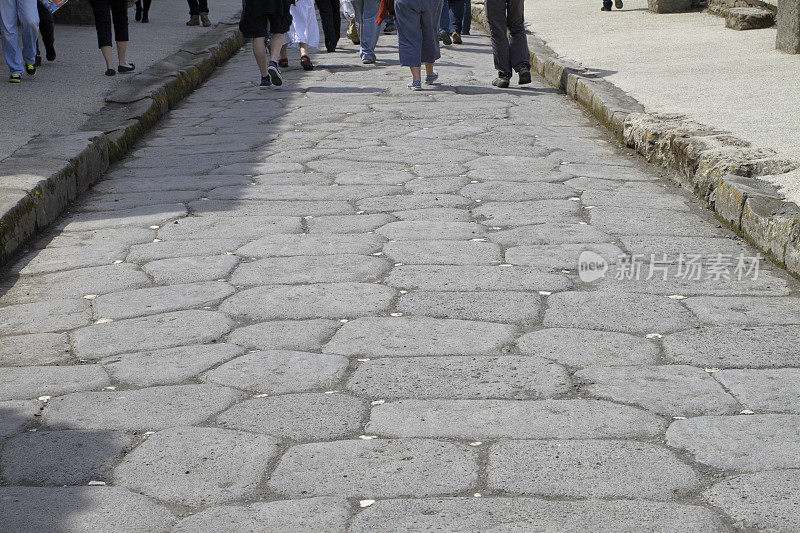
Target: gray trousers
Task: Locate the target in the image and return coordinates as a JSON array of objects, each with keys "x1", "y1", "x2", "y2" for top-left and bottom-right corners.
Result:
[
  {"x1": 395, "y1": 0, "x2": 443, "y2": 67},
  {"x1": 485, "y1": 0, "x2": 530, "y2": 74}
]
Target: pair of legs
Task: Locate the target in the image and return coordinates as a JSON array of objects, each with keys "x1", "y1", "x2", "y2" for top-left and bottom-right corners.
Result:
[
  {"x1": 0, "y1": 0, "x2": 39, "y2": 76},
  {"x1": 395, "y1": 0, "x2": 441, "y2": 86},
  {"x1": 352, "y1": 0, "x2": 380, "y2": 62},
  {"x1": 187, "y1": 0, "x2": 210, "y2": 25},
  {"x1": 439, "y1": 0, "x2": 464, "y2": 34},
  {"x1": 36, "y1": 1, "x2": 55, "y2": 63},
  {"x1": 485, "y1": 0, "x2": 530, "y2": 81},
  {"x1": 315, "y1": 0, "x2": 340, "y2": 52},
  {"x1": 253, "y1": 33, "x2": 286, "y2": 76},
  {"x1": 88, "y1": 0, "x2": 132, "y2": 73},
  {"x1": 134, "y1": 0, "x2": 152, "y2": 22}
]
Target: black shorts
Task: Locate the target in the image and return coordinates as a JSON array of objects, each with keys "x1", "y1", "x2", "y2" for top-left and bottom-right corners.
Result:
[{"x1": 239, "y1": 9, "x2": 292, "y2": 37}]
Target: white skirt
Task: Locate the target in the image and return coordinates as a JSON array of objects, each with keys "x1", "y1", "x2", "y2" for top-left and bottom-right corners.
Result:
[{"x1": 286, "y1": 0, "x2": 320, "y2": 49}]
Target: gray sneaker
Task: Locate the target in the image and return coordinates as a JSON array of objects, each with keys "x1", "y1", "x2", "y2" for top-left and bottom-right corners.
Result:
[
  {"x1": 200, "y1": 13, "x2": 211, "y2": 26},
  {"x1": 186, "y1": 15, "x2": 200, "y2": 26}
]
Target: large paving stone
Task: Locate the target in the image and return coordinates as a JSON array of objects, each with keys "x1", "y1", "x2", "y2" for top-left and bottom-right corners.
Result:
[
  {"x1": 684, "y1": 296, "x2": 800, "y2": 325},
  {"x1": 101, "y1": 343, "x2": 245, "y2": 386},
  {"x1": 376, "y1": 221, "x2": 486, "y2": 240},
  {"x1": 0, "y1": 332, "x2": 72, "y2": 365},
  {"x1": 0, "y1": 429, "x2": 134, "y2": 485},
  {"x1": 39, "y1": 227, "x2": 153, "y2": 249},
  {"x1": 589, "y1": 207, "x2": 722, "y2": 236},
  {"x1": 57, "y1": 203, "x2": 188, "y2": 232},
  {"x1": 72, "y1": 310, "x2": 234, "y2": 358},
  {"x1": 404, "y1": 176, "x2": 470, "y2": 194},
  {"x1": 516, "y1": 328, "x2": 659, "y2": 367},
  {"x1": 0, "y1": 365, "x2": 109, "y2": 401},
  {"x1": 208, "y1": 184, "x2": 399, "y2": 201},
  {"x1": 488, "y1": 440, "x2": 701, "y2": 500},
  {"x1": 663, "y1": 325, "x2": 800, "y2": 367},
  {"x1": 0, "y1": 486, "x2": 175, "y2": 532},
  {"x1": 127, "y1": 239, "x2": 238, "y2": 262},
  {"x1": 347, "y1": 356, "x2": 570, "y2": 399},
  {"x1": 356, "y1": 194, "x2": 470, "y2": 212},
  {"x1": 666, "y1": 415, "x2": 800, "y2": 471},
  {"x1": 227, "y1": 319, "x2": 340, "y2": 351},
  {"x1": 397, "y1": 291, "x2": 541, "y2": 324},
  {"x1": 619, "y1": 235, "x2": 752, "y2": 259},
  {"x1": 43, "y1": 384, "x2": 242, "y2": 431},
  {"x1": 79, "y1": 190, "x2": 202, "y2": 212},
  {"x1": 157, "y1": 215, "x2": 302, "y2": 241},
  {"x1": 0, "y1": 298, "x2": 91, "y2": 335},
  {"x1": 0, "y1": 264, "x2": 151, "y2": 303},
  {"x1": 142, "y1": 255, "x2": 239, "y2": 284},
  {"x1": 306, "y1": 213, "x2": 396, "y2": 233},
  {"x1": 324, "y1": 317, "x2": 518, "y2": 356},
  {"x1": 237, "y1": 233, "x2": 385, "y2": 257},
  {"x1": 393, "y1": 207, "x2": 472, "y2": 222},
  {"x1": 366, "y1": 399, "x2": 664, "y2": 439},
  {"x1": 336, "y1": 169, "x2": 416, "y2": 185},
  {"x1": 383, "y1": 241, "x2": 502, "y2": 265},
  {"x1": 204, "y1": 350, "x2": 349, "y2": 394},
  {"x1": 472, "y1": 200, "x2": 580, "y2": 226},
  {"x1": 490, "y1": 224, "x2": 613, "y2": 245},
  {"x1": 219, "y1": 283, "x2": 394, "y2": 320},
  {"x1": 507, "y1": 243, "x2": 623, "y2": 271},
  {"x1": 465, "y1": 155, "x2": 559, "y2": 182},
  {"x1": 0, "y1": 399, "x2": 40, "y2": 438},
  {"x1": 189, "y1": 199, "x2": 354, "y2": 217},
  {"x1": 351, "y1": 497, "x2": 725, "y2": 532},
  {"x1": 560, "y1": 163, "x2": 656, "y2": 181},
  {"x1": 715, "y1": 368, "x2": 800, "y2": 413},
  {"x1": 93, "y1": 282, "x2": 235, "y2": 320},
  {"x1": 461, "y1": 181, "x2": 574, "y2": 201},
  {"x1": 230, "y1": 255, "x2": 390, "y2": 285},
  {"x1": 576, "y1": 365, "x2": 740, "y2": 417},
  {"x1": 386, "y1": 265, "x2": 571, "y2": 291},
  {"x1": 114, "y1": 426, "x2": 279, "y2": 506},
  {"x1": 9, "y1": 242, "x2": 130, "y2": 275},
  {"x1": 268, "y1": 439, "x2": 478, "y2": 498},
  {"x1": 543, "y1": 291, "x2": 699, "y2": 334},
  {"x1": 703, "y1": 470, "x2": 800, "y2": 531},
  {"x1": 173, "y1": 498, "x2": 350, "y2": 532},
  {"x1": 594, "y1": 266, "x2": 789, "y2": 296},
  {"x1": 217, "y1": 393, "x2": 367, "y2": 440},
  {"x1": 93, "y1": 173, "x2": 253, "y2": 193}
]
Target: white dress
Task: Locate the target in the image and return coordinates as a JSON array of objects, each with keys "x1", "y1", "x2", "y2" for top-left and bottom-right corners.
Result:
[{"x1": 286, "y1": 0, "x2": 320, "y2": 49}]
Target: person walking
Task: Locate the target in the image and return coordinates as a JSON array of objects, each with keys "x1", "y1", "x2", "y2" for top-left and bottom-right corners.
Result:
[
  {"x1": 444, "y1": 0, "x2": 464, "y2": 43},
  {"x1": 280, "y1": 0, "x2": 319, "y2": 70},
  {"x1": 315, "y1": 0, "x2": 340, "y2": 51},
  {"x1": 1, "y1": 0, "x2": 39, "y2": 82},
  {"x1": 239, "y1": 0, "x2": 291, "y2": 88},
  {"x1": 186, "y1": 0, "x2": 210, "y2": 26},
  {"x1": 352, "y1": 0, "x2": 381, "y2": 63},
  {"x1": 87, "y1": 0, "x2": 134, "y2": 76},
  {"x1": 35, "y1": 1, "x2": 56, "y2": 65},
  {"x1": 485, "y1": 0, "x2": 531, "y2": 87},
  {"x1": 461, "y1": 0, "x2": 471, "y2": 34},
  {"x1": 134, "y1": 0, "x2": 152, "y2": 23},
  {"x1": 601, "y1": 0, "x2": 623, "y2": 10},
  {"x1": 393, "y1": 0, "x2": 441, "y2": 90}
]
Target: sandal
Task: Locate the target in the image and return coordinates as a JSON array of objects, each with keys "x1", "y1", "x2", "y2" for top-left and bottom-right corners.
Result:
[
  {"x1": 300, "y1": 55, "x2": 314, "y2": 71},
  {"x1": 278, "y1": 58, "x2": 289, "y2": 68}
]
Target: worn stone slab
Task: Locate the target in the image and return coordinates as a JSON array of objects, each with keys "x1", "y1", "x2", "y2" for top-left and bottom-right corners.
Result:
[
  {"x1": 684, "y1": 296, "x2": 800, "y2": 325},
  {"x1": 101, "y1": 343, "x2": 245, "y2": 387},
  {"x1": 9, "y1": 243, "x2": 130, "y2": 275},
  {"x1": 217, "y1": 393, "x2": 367, "y2": 440},
  {"x1": 0, "y1": 332, "x2": 72, "y2": 365},
  {"x1": 404, "y1": 176, "x2": 470, "y2": 194},
  {"x1": 306, "y1": 213, "x2": 396, "y2": 233},
  {"x1": 127, "y1": 239, "x2": 239, "y2": 262},
  {"x1": 227, "y1": 319, "x2": 339, "y2": 351},
  {"x1": 619, "y1": 235, "x2": 752, "y2": 259},
  {"x1": 157, "y1": 215, "x2": 302, "y2": 241},
  {"x1": 383, "y1": 241, "x2": 502, "y2": 265},
  {"x1": 594, "y1": 266, "x2": 790, "y2": 296},
  {"x1": 0, "y1": 264, "x2": 151, "y2": 303},
  {"x1": 356, "y1": 194, "x2": 470, "y2": 212},
  {"x1": 506, "y1": 243, "x2": 623, "y2": 270},
  {"x1": 72, "y1": 310, "x2": 234, "y2": 358},
  {"x1": 237, "y1": 233, "x2": 385, "y2": 257},
  {"x1": 376, "y1": 221, "x2": 487, "y2": 241},
  {"x1": 39, "y1": 227, "x2": 154, "y2": 249},
  {"x1": 544, "y1": 291, "x2": 699, "y2": 333},
  {"x1": 0, "y1": 429, "x2": 134, "y2": 485},
  {"x1": 465, "y1": 155, "x2": 560, "y2": 182},
  {"x1": 367, "y1": 399, "x2": 664, "y2": 439},
  {"x1": 397, "y1": 291, "x2": 541, "y2": 324},
  {"x1": 78, "y1": 190, "x2": 202, "y2": 212},
  {"x1": 268, "y1": 439, "x2": 478, "y2": 498},
  {"x1": 516, "y1": 328, "x2": 659, "y2": 367},
  {"x1": 325, "y1": 317, "x2": 518, "y2": 357},
  {"x1": 560, "y1": 163, "x2": 656, "y2": 181},
  {"x1": 0, "y1": 365, "x2": 109, "y2": 401},
  {"x1": 43, "y1": 384, "x2": 242, "y2": 431},
  {"x1": 189, "y1": 199, "x2": 354, "y2": 217},
  {"x1": 142, "y1": 254, "x2": 239, "y2": 284},
  {"x1": 0, "y1": 298, "x2": 91, "y2": 335},
  {"x1": 461, "y1": 181, "x2": 574, "y2": 201},
  {"x1": 173, "y1": 498, "x2": 350, "y2": 532},
  {"x1": 204, "y1": 350, "x2": 349, "y2": 394},
  {"x1": 219, "y1": 283, "x2": 394, "y2": 320},
  {"x1": 57, "y1": 203, "x2": 188, "y2": 232},
  {"x1": 488, "y1": 440, "x2": 701, "y2": 500},
  {"x1": 666, "y1": 414, "x2": 800, "y2": 470},
  {"x1": 93, "y1": 282, "x2": 235, "y2": 320},
  {"x1": 92, "y1": 174, "x2": 253, "y2": 193},
  {"x1": 115, "y1": 426, "x2": 279, "y2": 506},
  {"x1": 0, "y1": 400, "x2": 40, "y2": 439},
  {"x1": 473, "y1": 200, "x2": 580, "y2": 226},
  {"x1": 589, "y1": 208, "x2": 722, "y2": 236},
  {"x1": 576, "y1": 365, "x2": 740, "y2": 417},
  {"x1": 715, "y1": 368, "x2": 800, "y2": 413},
  {"x1": 663, "y1": 325, "x2": 800, "y2": 367},
  {"x1": 704, "y1": 470, "x2": 800, "y2": 531},
  {"x1": 392, "y1": 207, "x2": 473, "y2": 222},
  {"x1": 336, "y1": 169, "x2": 416, "y2": 185},
  {"x1": 0, "y1": 486, "x2": 175, "y2": 532},
  {"x1": 351, "y1": 497, "x2": 725, "y2": 532},
  {"x1": 387, "y1": 265, "x2": 572, "y2": 292},
  {"x1": 490, "y1": 223, "x2": 613, "y2": 245},
  {"x1": 230, "y1": 255, "x2": 390, "y2": 285},
  {"x1": 208, "y1": 184, "x2": 400, "y2": 201}
]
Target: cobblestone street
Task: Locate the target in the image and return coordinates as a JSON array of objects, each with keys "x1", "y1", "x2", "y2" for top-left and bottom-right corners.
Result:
[{"x1": 1, "y1": 30, "x2": 799, "y2": 531}]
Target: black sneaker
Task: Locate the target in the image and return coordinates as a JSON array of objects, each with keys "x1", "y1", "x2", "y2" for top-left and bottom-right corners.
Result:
[
  {"x1": 383, "y1": 22, "x2": 395, "y2": 33},
  {"x1": 259, "y1": 75, "x2": 272, "y2": 89},
  {"x1": 492, "y1": 73, "x2": 511, "y2": 88},
  {"x1": 25, "y1": 63, "x2": 35, "y2": 77},
  {"x1": 601, "y1": 5, "x2": 612, "y2": 10},
  {"x1": 9, "y1": 73, "x2": 21, "y2": 83},
  {"x1": 518, "y1": 66, "x2": 532, "y2": 85},
  {"x1": 440, "y1": 32, "x2": 452, "y2": 45},
  {"x1": 44, "y1": 41, "x2": 56, "y2": 61},
  {"x1": 268, "y1": 61, "x2": 283, "y2": 86},
  {"x1": 451, "y1": 32, "x2": 462, "y2": 44}
]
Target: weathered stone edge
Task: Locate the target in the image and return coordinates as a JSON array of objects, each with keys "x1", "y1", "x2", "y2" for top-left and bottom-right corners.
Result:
[
  {"x1": 0, "y1": 22, "x2": 245, "y2": 267},
  {"x1": 471, "y1": 1, "x2": 800, "y2": 278}
]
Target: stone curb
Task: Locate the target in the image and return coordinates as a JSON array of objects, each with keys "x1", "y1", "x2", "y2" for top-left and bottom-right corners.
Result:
[
  {"x1": 472, "y1": 1, "x2": 800, "y2": 278},
  {"x1": 0, "y1": 21, "x2": 244, "y2": 266}
]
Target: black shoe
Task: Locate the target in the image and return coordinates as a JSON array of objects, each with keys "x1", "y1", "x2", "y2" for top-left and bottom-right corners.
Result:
[
  {"x1": 142, "y1": 14, "x2": 149, "y2": 22},
  {"x1": 615, "y1": 0, "x2": 624, "y2": 7},
  {"x1": 35, "y1": 55, "x2": 42, "y2": 66},
  {"x1": 440, "y1": 32, "x2": 451, "y2": 45},
  {"x1": 200, "y1": 13, "x2": 211, "y2": 26},
  {"x1": 105, "y1": 68, "x2": 116, "y2": 76},
  {"x1": 44, "y1": 41, "x2": 56, "y2": 61},
  {"x1": 601, "y1": 5, "x2": 612, "y2": 10},
  {"x1": 135, "y1": 1, "x2": 142, "y2": 20},
  {"x1": 300, "y1": 54, "x2": 314, "y2": 71},
  {"x1": 383, "y1": 22, "x2": 395, "y2": 33},
  {"x1": 25, "y1": 63, "x2": 36, "y2": 77},
  {"x1": 118, "y1": 63, "x2": 135, "y2": 73},
  {"x1": 451, "y1": 32, "x2": 462, "y2": 44},
  {"x1": 259, "y1": 75, "x2": 272, "y2": 89},
  {"x1": 518, "y1": 66, "x2": 532, "y2": 85},
  {"x1": 492, "y1": 73, "x2": 510, "y2": 88},
  {"x1": 268, "y1": 61, "x2": 283, "y2": 86}
]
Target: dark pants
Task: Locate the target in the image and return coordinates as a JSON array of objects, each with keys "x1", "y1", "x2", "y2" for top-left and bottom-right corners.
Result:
[
  {"x1": 187, "y1": 0, "x2": 208, "y2": 15},
  {"x1": 446, "y1": 0, "x2": 464, "y2": 33},
  {"x1": 88, "y1": 0, "x2": 128, "y2": 48},
  {"x1": 485, "y1": 0, "x2": 529, "y2": 74},
  {"x1": 315, "y1": 0, "x2": 341, "y2": 52},
  {"x1": 462, "y1": 0, "x2": 471, "y2": 33},
  {"x1": 37, "y1": 2, "x2": 54, "y2": 46}
]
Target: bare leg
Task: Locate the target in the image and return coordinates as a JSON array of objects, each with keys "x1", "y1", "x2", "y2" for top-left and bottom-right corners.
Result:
[
  {"x1": 117, "y1": 41, "x2": 131, "y2": 68},
  {"x1": 100, "y1": 46, "x2": 114, "y2": 70},
  {"x1": 269, "y1": 33, "x2": 285, "y2": 62},
  {"x1": 300, "y1": 43, "x2": 309, "y2": 57},
  {"x1": 424, "y1": 62, "x2": 435, "y2": 75},
  {"x1": 410, "y1": 66, "x2": 421, "y2": 82},
  {"x1": 253, "y1": 36, "x2": 268, "y2": 76},
  {"x1": 280, "y1": 43, "x2": 288, "y2": 60}
]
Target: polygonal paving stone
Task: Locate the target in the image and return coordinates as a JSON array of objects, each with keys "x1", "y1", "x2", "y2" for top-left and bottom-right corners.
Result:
[
  {"x1": 366, "y1": 399, "x2": 664, "y2": 439},
  {"x1": 57, "y1": 203, "x2": 188, "y2": 232},
  {"x1": 172, "y1": 498, "x2": 350, "y2": 532},
  {"x1": 589, "y1": 208, "x2": 721, "y2": 236},
  {"x1": 0, "y1": 486, "x2": 175, "y2": 532},
  {"x1": 9, "y1": 243, "x2": 130, "y2": 275},
  {"x1": 78, "y1": 190, "x2": 202, "y2": 212},
  {"x1": 356, "y1": 194, "x2": 470, "y2": 212},
  {"x1": 227, "y1": 320, "x2": 340, "y2": 351},
  {"x1": 347, "y1": 356, "x2": 570, "y2": 399},
  {"x1": 489, "y1": 223, "x2": 613, "y2": 245},
  {"x1": 127, "y1": 239, "x2": 238, "y2": 262},
  {"x1": 336, "y1": 169, "x2": 416, "y2": 185},
  {"x1": 43, "y1": 384, "x2": 242, "y2": 431},
  {"x1": 575, "y1": 365, "x2": 740, "y2": 417},
  {"x1": 268, "y1": 439, "x2": 478, "y2": 498},
  {"x1": 488, "y1": 440, "x2": 701, "y2": 500},
  {"x1": 0, "y1": 264, "x2": 151, "y2": 303},
  {"x1": 465, "y1": 155, "x2": 558, "y2": 182},
  {"x1": 392, "y1": 207, "x2": 473, "y2": 222},
  {"x1": 663, "y1": 325, "x2": 800, "y2": 367},
  {"x1": 684, "y1": 296, "x2": 800, "y2": 325},
  {"x1": 0, "y1": 430, "x2": 134, "y2": 485},
  {"x1": 217, "y1": 393, "x2": 367, "y2": 440},
  {"x1": 560, "y1": 163, "x2": 656, "y2": 181},
  {"x1": 189, "y1": 199, "x2": 354, "y2": 217},
  {"x1": 0, "y1": 299, "x2": 91, "y2": 335},
  {"x1": 306, "y1": 213, "x2": 396, "y2": 233},
  {"x1": 386, "y1": 265, "x2": 571, "y2": 292},
  {"x1": 376, "y1": 221, "x2": 487, "y2": 241},
  {"x1": 667, "y1": 415, "x2": 800, "y2": 471},
  {"x1": 397, "y1": 291, "x2": 541, "y2": 324},
  {"x1": 157, "y1": 215, "x2": 302, "y2": 241},
  {"x1": 114, "y1": 426, "x2": 279, "y2": 506},
  {"x1": 506, "y1": 243, "x2": 623, "y2": 270},
  {"x1": 208, "y1": 184, "x2": 399, "y2": 201},
  {"x1": 0, "y1": 400, "x2": 40, "y2": 439},
  {"x1": 324, "y1": 317, "x2": 518, "y2": 357},
  {"x1": 93, "y1": 282, "x2": 235, "y2": 320},
  {"x1": 383, "y1": 241, "x2": 501, "y2": 265},
  {"x1": 101, "y1": 343, "x2": 245, "y2": 387},
  {"x1": 237, "y1": 233, "x2": 385, "y2": 257},
  {"x1": 142, "y1": 255, "x2": 239, "y2": 284},
  {"x1": 703, "y1": 470, "x2": 800, "y2": 531},
  {"x1": 473, "y1": 200, "x2": 580, "y2": 226},
  {"x1": 619, "y1": 235, "x2": 753, "y2": 259},
  {"x1": 516, "y1": 328, "x2": 659, "y2": 367},
  {"x1": 543, "y1": 291, "x2": 699, "y2": 334},
  {"x1": 72, "y1": 310, "x2": 234, "y2": 358},
  {"x1": 40, "y1": 227, "x2": 154, "y2": 248},
  {"x1": 0, "y1": 365, "x2": 109, "y2": 401},
  {"x1": 405, "y1": 176, "x2": 470, "y2": 194},
  {"x1": 204, "y1": 350, "x2": 349, "y2": 394},
  {"x1": 0, "y1": 332, "x2": 72, "y2": 365},
  {"x1": 219, "y1": 283, "x2": 394, "y2": 320},
  {"x1": 715, "y1": 369, "x2": 800, "y2": 413},
  {"x1": 461, "y1": 181, "x2": 574, "y2": 201},
  {"x1": 594, "y1": 267, "x2": 789, "y2": 297},
  {"x1": 230, "y1": 255, "x2": 390, "y2": 285}
]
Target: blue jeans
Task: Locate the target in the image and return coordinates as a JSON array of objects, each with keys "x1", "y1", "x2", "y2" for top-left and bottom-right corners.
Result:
[
  {"x1": 438, "y1": 1, "x2": 448, "y2": 34},
  {"x1": 353, "y1": 0, "x2": 381, "y2": 61},
  {"x1": 0, "y1": 0, "x2": 39, "y2": 74},
  {"x1": 438, "y1": 0, "x2": 467, "y2": 34}
]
